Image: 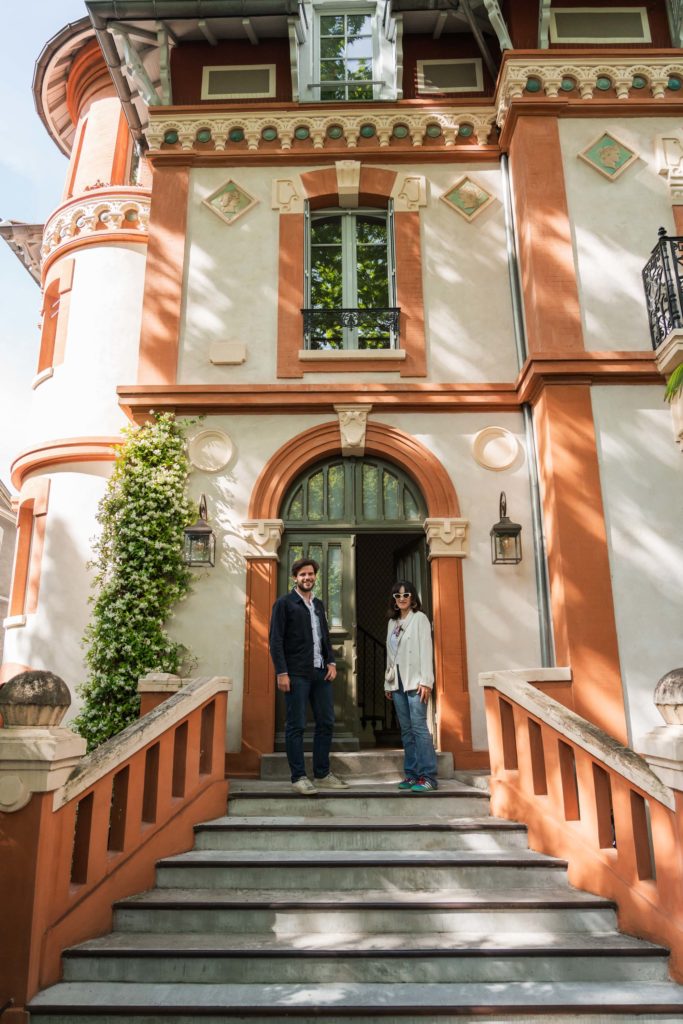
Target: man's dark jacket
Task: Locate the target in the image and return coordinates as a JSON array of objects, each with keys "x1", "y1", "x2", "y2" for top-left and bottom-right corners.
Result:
[{"x1": 269, "y1": 589, "x2": 336, "y2": 677}]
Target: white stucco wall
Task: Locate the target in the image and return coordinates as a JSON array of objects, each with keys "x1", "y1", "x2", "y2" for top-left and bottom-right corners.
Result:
[
  {"x1": 2, "y1": 465, "x2": 110, "y2": 719},
  {"x1": 28, "y1": 244, "x2": 146, "y2": 445},
  {"x1": 559, "y1": 118, "x2": 675, "y2": 352},
  {"x1": 179, "y1": 163, "x2": 518, "y2": 386},
  {"x1": 171, "y1": 411, "x2": 540, "y2": 753},
  {"x1": 592, "y1": 385, "x2": 683, "y2": 742}
]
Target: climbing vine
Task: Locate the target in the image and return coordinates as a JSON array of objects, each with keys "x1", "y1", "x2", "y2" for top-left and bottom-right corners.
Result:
[{"x1": 74, "y1": 413, "x2": 195, "y2": 750}]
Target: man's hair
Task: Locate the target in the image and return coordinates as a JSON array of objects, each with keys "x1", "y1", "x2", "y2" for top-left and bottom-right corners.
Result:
[{"x1": 291, "y1": 557, "x2": 320, "y2": 577}]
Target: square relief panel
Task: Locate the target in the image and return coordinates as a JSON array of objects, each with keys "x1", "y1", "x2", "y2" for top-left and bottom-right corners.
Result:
[
  {"x1": 203, "y1": 179, "x2": 258, "y2": 225},
  {"x1": 578, "y1": 132, "x2": 638, "y2": 181},
  {"x1": 439, "y1": 175, "x2": 494, "y2": 222}
]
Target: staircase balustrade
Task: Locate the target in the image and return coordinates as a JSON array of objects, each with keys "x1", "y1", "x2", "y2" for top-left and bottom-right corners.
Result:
[
  {"x1": 0, "y1": 673, "x2": 231, "y2": 1023},
  {"x1": 480, "y1": 668, "x2": 683, "y2": 982}
]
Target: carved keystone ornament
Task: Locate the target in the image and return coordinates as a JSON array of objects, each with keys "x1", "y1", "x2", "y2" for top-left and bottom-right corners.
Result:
[{"x1": 335, "y1": 405, "x2": 372, "y2": 455}]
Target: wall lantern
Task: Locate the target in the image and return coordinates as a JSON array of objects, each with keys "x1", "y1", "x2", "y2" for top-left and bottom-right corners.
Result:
[
  {"x1": 183, "y1": 494, "x2": 216, "y2": 567},
  {"x1": 490, "y1": 492, "x2": 522, "y2": 565}
]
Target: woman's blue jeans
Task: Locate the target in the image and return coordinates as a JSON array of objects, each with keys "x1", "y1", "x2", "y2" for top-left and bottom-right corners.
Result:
[{"x1": 392, "y1": 677, "x2": 438, "y2": 786}]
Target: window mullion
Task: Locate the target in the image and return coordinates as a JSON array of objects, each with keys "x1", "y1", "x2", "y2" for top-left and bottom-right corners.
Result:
[{"x1": 342, "y1": 213, "x2": 358, "y2": 349}]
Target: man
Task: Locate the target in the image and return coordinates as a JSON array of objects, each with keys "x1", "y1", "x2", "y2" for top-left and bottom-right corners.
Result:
[{"x1": 269, "y1": 557, "x2": 349, "y2": 794}]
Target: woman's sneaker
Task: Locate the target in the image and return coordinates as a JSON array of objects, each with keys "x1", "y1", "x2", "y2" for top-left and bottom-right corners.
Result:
[
  {"x1": 398, "y1": 777, "x2": 417, "y2": 790},
  {"x1": 411, "y1": 777, "x2": 438, "y2": 792}
]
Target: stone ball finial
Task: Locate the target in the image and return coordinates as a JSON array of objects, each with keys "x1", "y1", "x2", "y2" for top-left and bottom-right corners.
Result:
[
  {"x1": 654, "y1": 668, "x2": 683, "y2": 725},
  {"x1": 0, "y1": 670, "x2": 71, "y2": 728}
]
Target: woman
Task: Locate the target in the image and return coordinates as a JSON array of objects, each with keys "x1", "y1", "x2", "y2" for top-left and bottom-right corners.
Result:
[{"x1": 384, "y1": 580, "x2": 437, "y2": 792}]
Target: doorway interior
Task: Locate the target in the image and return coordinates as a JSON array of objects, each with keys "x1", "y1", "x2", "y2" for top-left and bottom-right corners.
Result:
[{"x1": 275, "y1": 456, "x2": 432, "y2": 749}]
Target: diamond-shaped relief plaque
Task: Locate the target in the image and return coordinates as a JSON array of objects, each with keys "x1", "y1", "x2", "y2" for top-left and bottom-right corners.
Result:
[
  {"x1": 203, "y1": 179, "x2": 258, "y2": 225},
  {"x1": 439, "y1": 175, "x2": 494, "y2": 222},
  {"x1": 578, "y1": 132, "x2": 638, "y2": 181}
]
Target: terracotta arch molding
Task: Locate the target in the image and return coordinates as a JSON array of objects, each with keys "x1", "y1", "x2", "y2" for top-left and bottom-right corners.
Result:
[
  {"x1": 235, "y1": 419, "x2": 480, "y2": 778},
  {"x1": 249, "y1": 420, "x2": 459, "y2": 519}
]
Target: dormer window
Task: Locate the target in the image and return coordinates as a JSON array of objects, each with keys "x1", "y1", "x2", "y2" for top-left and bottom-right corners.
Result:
[
  {"x1": 318, "y1": 11, "x2": 374, "y2": 100},
  {"x1": 296, "y1": 2, "x2": 398, "y2": 103}
]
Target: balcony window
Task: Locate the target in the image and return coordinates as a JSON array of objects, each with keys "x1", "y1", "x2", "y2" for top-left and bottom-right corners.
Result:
[{"x1": 304, "y1": 206, "x2": 398, "y2": 350}]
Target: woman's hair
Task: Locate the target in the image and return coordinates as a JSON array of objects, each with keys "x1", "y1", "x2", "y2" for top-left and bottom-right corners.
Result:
[{"x1": 387, "y1": 579, "x2": 422, "y2": 619}]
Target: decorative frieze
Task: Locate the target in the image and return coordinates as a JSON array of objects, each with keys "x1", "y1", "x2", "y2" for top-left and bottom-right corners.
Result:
[
  {"x1": 496, "y1": 58, "x2": 683, "y2": 125},
  {"x1": 242, "y1": 519, "x2": 284, "y2": 558},
  {"x1": 424, "y1": 517, "x2": 469, "y2": 559},
  {"x1": 41, "y1": 187, "x2": 151, "y2": 265},
  {"x1": 145, "y1": 108, "x2": 497, "y2": 154}
]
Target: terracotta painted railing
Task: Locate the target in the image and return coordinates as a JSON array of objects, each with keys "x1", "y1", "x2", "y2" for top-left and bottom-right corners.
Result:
[
  {"x1": 0, "y1": 675, "x2": 231, "y2": 1023},
  {"x1": 481, "y1": 669, "x2": 683, "y2": 981}
]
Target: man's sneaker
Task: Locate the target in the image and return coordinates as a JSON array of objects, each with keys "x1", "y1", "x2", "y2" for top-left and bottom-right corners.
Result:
[
  {"x1": 411, "y1": 777, "x2": 438, "y2": 793},
  {"x1": 315, "y1": 772, "x2": 349, "y2": 789},
  {"x1": 291, "y1": 777, "x2": 317, "y2": 795},
  {"x1": 398, "y1": 777, "x2": 417, "y2": 790}
]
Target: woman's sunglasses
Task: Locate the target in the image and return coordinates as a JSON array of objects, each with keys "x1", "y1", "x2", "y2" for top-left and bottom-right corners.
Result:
[{"x1": 393, "y1": 592, "x2": 413, "y2": 600}]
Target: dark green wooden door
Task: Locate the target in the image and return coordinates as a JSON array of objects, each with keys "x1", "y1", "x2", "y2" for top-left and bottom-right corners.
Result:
[{"x1": 278, "y1": 456, "x2": 429, "y2": 746}]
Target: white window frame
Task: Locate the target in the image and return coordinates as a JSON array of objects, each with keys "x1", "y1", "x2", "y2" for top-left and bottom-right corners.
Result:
[
  {"x1": 304, "y1": 204, "x2": 397, "y2": 350},
  {"x1": 549, "y1": 7, "x2": 651, "y2": 44},
  {"x1": 416, "y1": 58, "x2": 484, "y2": 95},
  {"x1": 310, "y1": 2, "x2": 381, "y2": 102},
  {"x1": 200, "y1": 64, "x2": 277, "y2": 100}
]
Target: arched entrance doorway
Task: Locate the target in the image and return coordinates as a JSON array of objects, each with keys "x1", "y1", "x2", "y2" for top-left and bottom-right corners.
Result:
[
  {"x1": 235, "y1": 420, "x2": 482, "y2": 777},
  {"x1": 277, "y1": 455, "x2": 430, "y2": 748}
]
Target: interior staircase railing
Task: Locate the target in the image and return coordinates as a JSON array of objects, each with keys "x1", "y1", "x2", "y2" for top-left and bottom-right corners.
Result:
[
  {"x1": 0, "y1": 674, "x2": 231, "y2": 1022},
  {"x1": 480, "y1": 668, "x2": 683, "y2": 982},
  {"x1": 356, "y1": 624, "x2": 394, "y2": 732}
]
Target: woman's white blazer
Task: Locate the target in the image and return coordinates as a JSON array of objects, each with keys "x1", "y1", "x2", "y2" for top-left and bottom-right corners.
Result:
[{"x1": 384, "y1": 610, "x2": 434, "y2": 693}]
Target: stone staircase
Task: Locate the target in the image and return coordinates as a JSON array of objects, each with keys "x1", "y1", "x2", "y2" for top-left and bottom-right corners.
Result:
[{"x1": 28, "y1": 754, "x2": 683, "y2": 1022}]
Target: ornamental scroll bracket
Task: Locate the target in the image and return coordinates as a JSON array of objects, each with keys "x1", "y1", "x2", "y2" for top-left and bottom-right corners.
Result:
[
  {"x1": 242, "y1": 519, "x2": 284, "y2": 559},
  {"x1": 424, "y1": 517, "x2": 470, "y2": 559}
]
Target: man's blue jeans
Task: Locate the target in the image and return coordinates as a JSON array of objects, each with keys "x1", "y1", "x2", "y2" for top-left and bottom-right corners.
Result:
[
  {"x1": 284, "y1": 669, "x2": 335, "y2": 783},
  {"x1": 392, "y1": 678, "x2": 438, "y2": 787}
]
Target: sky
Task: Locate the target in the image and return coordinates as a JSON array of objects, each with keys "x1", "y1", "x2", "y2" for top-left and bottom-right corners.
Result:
[{"x1": 0, "y1": 1, "x2": 90, "y2": 486}]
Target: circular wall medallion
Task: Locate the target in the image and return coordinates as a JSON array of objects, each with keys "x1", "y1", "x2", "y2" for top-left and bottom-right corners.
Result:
[
  {"x1": 188, "y1": 430, "x2": 234, "y2": 473},
  {"x1": 472, "y1": 427, "x2": 521, "y2": 472}
]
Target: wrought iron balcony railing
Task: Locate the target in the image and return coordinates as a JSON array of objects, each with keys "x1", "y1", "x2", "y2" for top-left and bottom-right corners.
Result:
[
  {"x1": 642, "y1": 227, "x2": 683, "y2": 349},
  {"x1": 302, "y1": 307, "x2": 400, "y2": 350}
]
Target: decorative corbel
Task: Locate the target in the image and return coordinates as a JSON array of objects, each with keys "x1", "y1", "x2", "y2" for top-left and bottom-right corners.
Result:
[
  {"x1": 242, "y1": 519, "x2": 284, "y2": 558},
  {"x1": 424, "y1": 517, "x2": 469, "y2": 559}
]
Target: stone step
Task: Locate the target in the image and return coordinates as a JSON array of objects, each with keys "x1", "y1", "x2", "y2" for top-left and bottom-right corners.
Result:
[
  {"x1": 193, "y1": 815, "x2": 527, "y2": 852},
  {"x1": 28, "y1": 980, "x2": 683, "y2": 1022},
  {"x1": 62, "y1": 932, "x2": 670, "y2": 985},
  {"x1": 155, "y1": 849, "x2": 569, "y2": 892},
  {"x1": 226, "y1": 783, "x2": 489, "y2": 820},
  {"x1": 259, "y1": 750, "x2": 455, "y2": 781},
  {"x1": 113, "y1": 887, "x2": 618, "y2": 936}
]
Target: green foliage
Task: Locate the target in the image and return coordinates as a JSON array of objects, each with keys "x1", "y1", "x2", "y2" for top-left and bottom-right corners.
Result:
[
  {"x1": 73, "y1": 414, "x2": 195, "y2": 750},
  {"x1": 664, "y1": 363, "x2": 683, "y2": 403}
]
